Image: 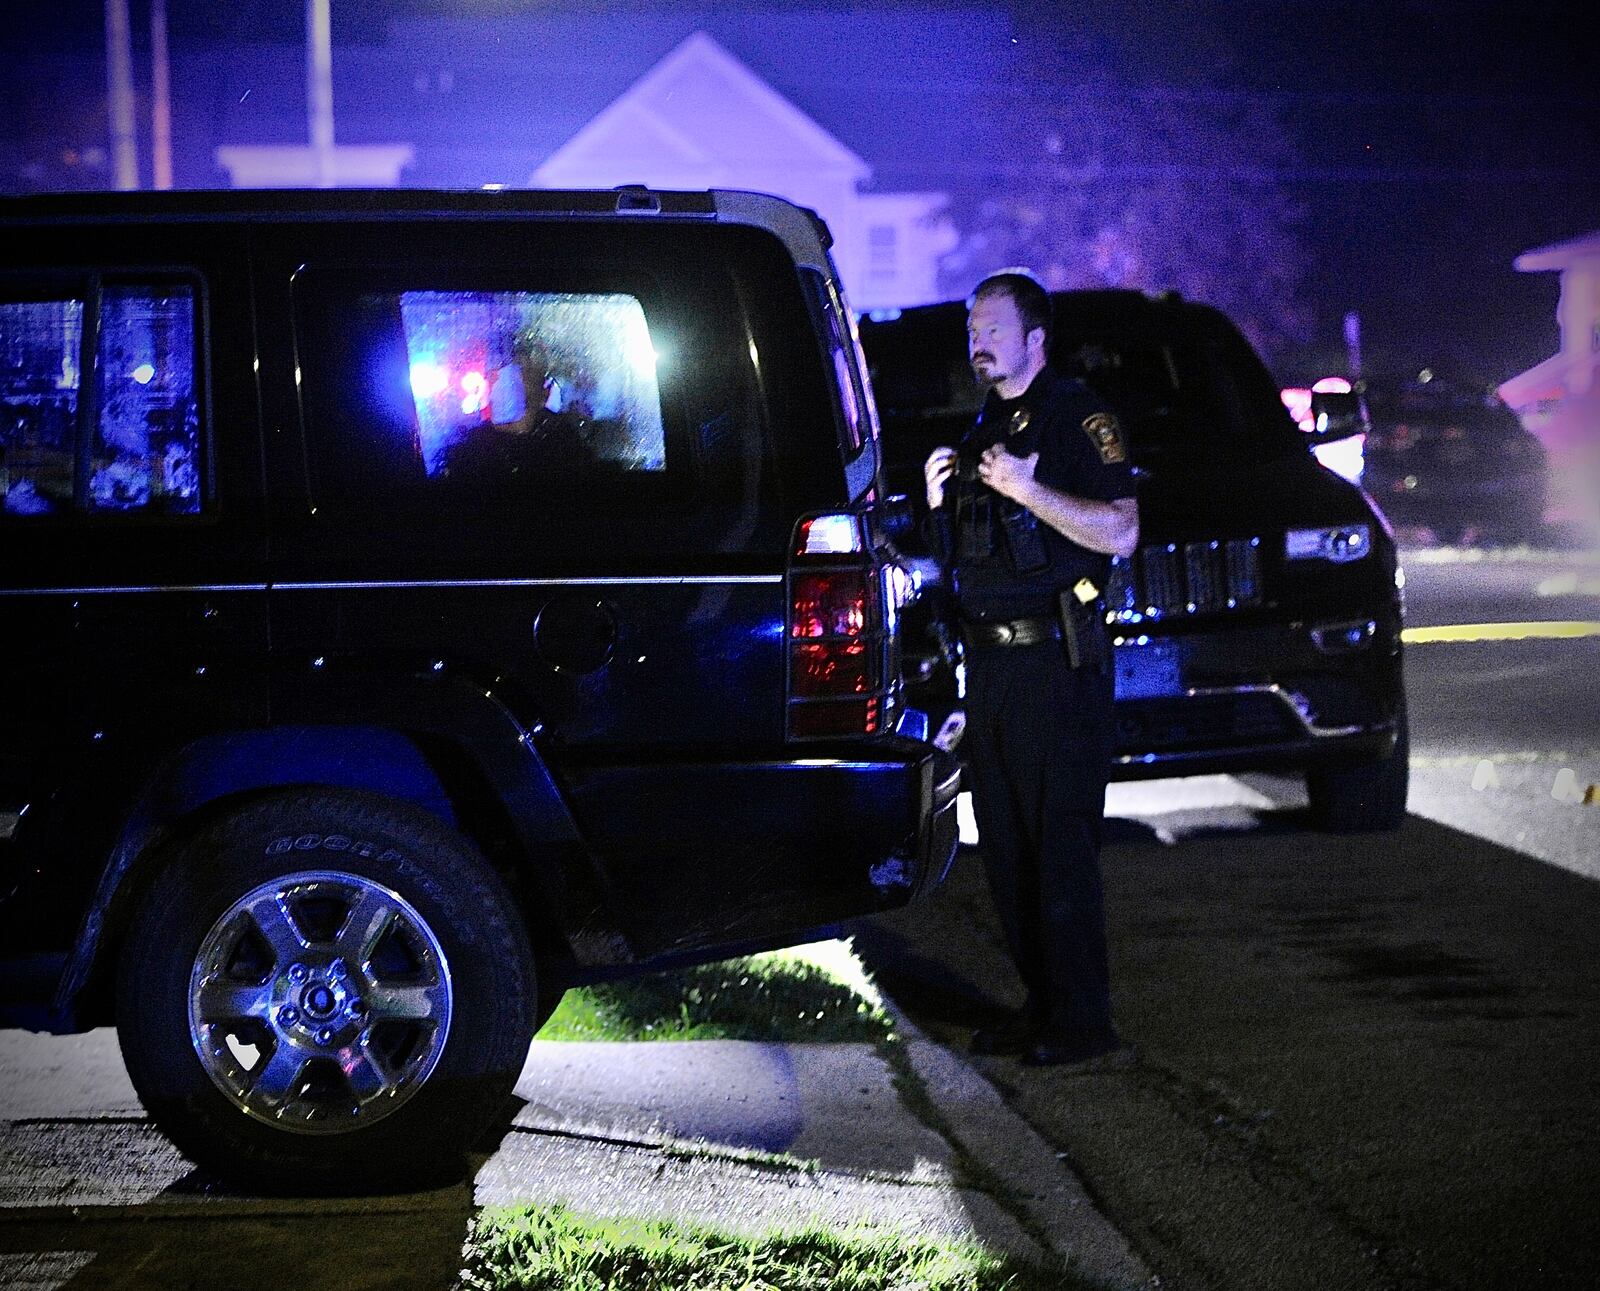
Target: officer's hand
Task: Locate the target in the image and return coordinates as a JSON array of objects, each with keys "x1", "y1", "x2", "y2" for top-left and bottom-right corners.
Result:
[
  {"x1": 924, "y1": 447, "x2": 958, "y2": 511},
  {"x1": 978, "y1": 446, "x2": 1038, "y2": 504}
]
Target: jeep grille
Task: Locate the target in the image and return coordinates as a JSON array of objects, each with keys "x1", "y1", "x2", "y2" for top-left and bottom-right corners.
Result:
[{"x1": 1107, "y1": 537, "x2": 1264, "y2": 622}]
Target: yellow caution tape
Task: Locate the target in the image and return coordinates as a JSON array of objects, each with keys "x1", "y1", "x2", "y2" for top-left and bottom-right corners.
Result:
[{"x1": 1402, "y1": 621, "x2": 1600, "y2": 644}]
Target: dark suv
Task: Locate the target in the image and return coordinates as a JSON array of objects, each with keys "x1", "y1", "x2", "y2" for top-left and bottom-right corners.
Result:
[
  {"x1": 1359, "y1": 371, "x2": 1547, "y2": 545},
  {"x1": 860, "y1": 289, "x2": 1406, "y2": 832},
  {"x1": 0, "y1": 187, "x2": 958, "y2": 1191}
]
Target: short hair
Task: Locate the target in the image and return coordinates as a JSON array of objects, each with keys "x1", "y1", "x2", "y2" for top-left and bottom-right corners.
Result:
[{"x1": 970, "y1": 270, "x2": 1051, "y2": 348}]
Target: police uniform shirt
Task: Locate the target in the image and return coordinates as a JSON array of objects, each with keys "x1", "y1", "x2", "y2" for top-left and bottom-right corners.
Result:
[{"x1": 950, "y1": 367, "x2": 1136, "y2": 621}]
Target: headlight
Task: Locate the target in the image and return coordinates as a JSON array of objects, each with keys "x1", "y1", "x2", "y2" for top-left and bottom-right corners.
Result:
[{"x1": 1285, "y1": 523, "x2": 1371, "y2": 563}]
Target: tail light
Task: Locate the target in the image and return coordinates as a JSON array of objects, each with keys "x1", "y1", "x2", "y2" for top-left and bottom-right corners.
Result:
[{"x1": 787, "y1": 514, "x2": 895, "y2": 739}]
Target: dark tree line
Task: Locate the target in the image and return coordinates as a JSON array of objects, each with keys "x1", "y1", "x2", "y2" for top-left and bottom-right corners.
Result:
[{"x1": 937, "y1": 85, "x2": 1312, "y2": 366}]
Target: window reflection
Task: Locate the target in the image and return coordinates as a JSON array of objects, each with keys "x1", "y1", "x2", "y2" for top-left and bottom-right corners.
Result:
[
  {"x1": 394, "y1": 290, "x2": 666, "y2": 483},
  {"x1": 0, "y1": 285, "x2": 201, "y2": 517},
  {"x1": 93, "y1": 285, "x2": 201, "y2": 513},
  {"x1": 0, "y1": 299, "x2": 82, "y2": 514}
]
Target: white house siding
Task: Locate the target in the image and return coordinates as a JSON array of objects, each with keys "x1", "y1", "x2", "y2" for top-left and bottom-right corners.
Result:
[
  {"x1": 530, "y1": 32, "x2": 952, "y2": 313},
  {"x1": 1500, "y1": 232, "x2": 1600, "y2": 535}
]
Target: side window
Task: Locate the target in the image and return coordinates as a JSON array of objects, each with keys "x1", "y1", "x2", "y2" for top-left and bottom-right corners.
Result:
[
  {"x1": 0, "y1": 298, "x2": 80, "y2": 514},
  {"x1": 300, "y1": 283, "x2": 669, "y2": 503},
  {"x1": 0, "y1": 280, "x2": 202, "y2": 518},
  {"x1": 289, "y1": 225, "x2": 792, "y2": 557},
  {"x1": 94, "y1": 285, "x2": 202, "y2": 513}
]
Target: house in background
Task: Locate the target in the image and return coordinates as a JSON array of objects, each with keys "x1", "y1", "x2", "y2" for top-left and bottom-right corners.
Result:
[
  {"x1": 530, "y1": 33, "x2": 954, "y2": 311},
  {"x1": 1499, "y1": 231, "x2": 1600, "y2": 532},
  {"x1": 214, "y1": 143, "x2": 414, "y2": 188},
  {"x1": 189, "y1": 15, "x2": 978, "y2": 314}
]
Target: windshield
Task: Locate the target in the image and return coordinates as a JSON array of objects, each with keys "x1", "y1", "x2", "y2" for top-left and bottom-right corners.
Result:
[
  {"x1": 866, "y1": 307, "x2": 1303, "y2": 470},
  {"x1": 1054, "y1": 326, "x2": 1301, "y2": 464}
]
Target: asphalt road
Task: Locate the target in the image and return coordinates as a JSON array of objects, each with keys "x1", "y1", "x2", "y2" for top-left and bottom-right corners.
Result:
[
  {"x1": 1400, "y1": 547, "x2": 1600, "y2": 879},
  {"x1": 859, "y1": 543, "x2": 1600, "y2": 1291},
  {"x1": 1402, "y1": 546, "x2": 1600, "y2": 751}
]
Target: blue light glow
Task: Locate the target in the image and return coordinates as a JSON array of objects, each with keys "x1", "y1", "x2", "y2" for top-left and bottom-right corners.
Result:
[{"x1": 410, "y1": 359, "x2": 448, "y2": 399}]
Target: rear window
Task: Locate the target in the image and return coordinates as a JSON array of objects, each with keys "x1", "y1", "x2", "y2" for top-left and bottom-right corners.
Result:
[
  {"x1": 1366, "y1": 383, "x2": 1526, "y2": 434},
  {"x1": 0, "y1": 278, "x2": 203, "y2": 518},
  {"x1": 396, "y1": 289, "x2": 666, "y2": 481},
  {"x1": 295, "y1": 270, "x2": 690, "y2": 512},
  {"x1": 805, "y1": 270, "x2": 875, "y2": 456}
]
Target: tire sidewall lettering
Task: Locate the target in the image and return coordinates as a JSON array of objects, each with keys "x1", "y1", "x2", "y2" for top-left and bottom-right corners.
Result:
[{"x1": 264, "y1": 834, "x2": 408, "y2": 868}]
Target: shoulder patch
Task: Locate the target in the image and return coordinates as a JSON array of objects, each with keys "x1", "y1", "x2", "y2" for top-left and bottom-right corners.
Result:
[{"x1": 1082, "y1": 411, "x2": 1127, "y2": 464}]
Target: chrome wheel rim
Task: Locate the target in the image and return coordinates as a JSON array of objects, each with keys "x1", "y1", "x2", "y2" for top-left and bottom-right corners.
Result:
[{"x1": 187, "y1": 870, "x2": 453, "y2": 1134}]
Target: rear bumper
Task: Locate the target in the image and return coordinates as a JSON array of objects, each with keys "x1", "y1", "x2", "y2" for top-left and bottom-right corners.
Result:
[{"x1": 557, "y1": 735, "x2": 962, "y2": 961}]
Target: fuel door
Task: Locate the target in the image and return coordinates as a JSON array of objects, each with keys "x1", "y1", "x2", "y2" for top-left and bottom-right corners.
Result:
[{"x1": 534, "y1": 596, "x2": 618, "y2": 674}]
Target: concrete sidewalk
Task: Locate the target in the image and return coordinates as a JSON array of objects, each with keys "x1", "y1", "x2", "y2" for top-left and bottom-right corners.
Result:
[
  {"x1": 0, "y1": 998, "x2": 1149, "y2": 1288},
  {"x1": 481, "y1": 1022, "x2": 1148, "y2": 1285}
]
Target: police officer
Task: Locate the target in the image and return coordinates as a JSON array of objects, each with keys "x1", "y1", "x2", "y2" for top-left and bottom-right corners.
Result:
[{"x1": 924, "y1": 271, "x2": 1139, "y2": 1065}]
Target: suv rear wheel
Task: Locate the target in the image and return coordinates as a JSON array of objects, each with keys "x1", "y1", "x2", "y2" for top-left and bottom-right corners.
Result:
[
  {"x1": 116, "y1": 790, "x2": 535, "y2": 1193},
  {"x1": 1306, "y1": 702, "x2": 1410, "y2": 832}
]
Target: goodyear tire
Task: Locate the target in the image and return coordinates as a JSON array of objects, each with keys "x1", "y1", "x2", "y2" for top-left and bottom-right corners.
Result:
[
  {"x1": 116, "y1": 789, "x2": 535, "y2": 1194},
  {"x1": 1306, "y1": 701, "x2": 1410, "y2": 833}
]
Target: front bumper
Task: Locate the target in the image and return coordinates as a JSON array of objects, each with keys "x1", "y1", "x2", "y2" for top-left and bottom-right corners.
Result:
[
  {"x1": 1109, "y1": 611, "x2": 1403, "y2": 776},
  {"x1": 1111, "y1": 690, "x2": 1399, "y2": 779}
]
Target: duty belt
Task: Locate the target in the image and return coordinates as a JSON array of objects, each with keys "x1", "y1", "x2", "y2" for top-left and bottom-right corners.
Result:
[{"x1": 962, "y1": 616, "x2": 1062, "y2": 648}]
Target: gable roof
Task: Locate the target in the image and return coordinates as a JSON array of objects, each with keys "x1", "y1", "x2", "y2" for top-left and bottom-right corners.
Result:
[
  {"x1": 532, "y1": 31, "x2": 870, "y2": 187},
  {"x1": 1515, "y1": 230, "x2": 1600, "y2": 273},
  {"x1": 161, "y1": 9, "x2": 1002, "y2": 191}
]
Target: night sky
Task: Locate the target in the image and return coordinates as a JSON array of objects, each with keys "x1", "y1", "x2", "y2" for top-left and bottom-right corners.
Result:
[
  {"x1": 1062, "y1": 1, "x2": 1599, "y2": 385},
  {"x1": 3, "y1": 0, "x2": 1595, "y2": 384}
]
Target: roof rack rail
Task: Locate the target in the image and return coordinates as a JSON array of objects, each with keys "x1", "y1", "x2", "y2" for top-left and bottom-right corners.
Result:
[{"x1": 613, "y1": 185, "x2": 662, "y2": 214}]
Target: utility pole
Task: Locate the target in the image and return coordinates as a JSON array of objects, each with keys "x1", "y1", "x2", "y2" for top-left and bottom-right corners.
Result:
[
  {"x1": 307, "y1": 0, "x2": 336, "y2": 187},
  {"x1": 1344, "y1": 310, "x2": 1363, "y2": 380},
  {"x1": 150, "y1": 0, "x2": 173, "y2": 189},
  {"x1": 104, "y1": 0, "x2": 139, "y2": 189}
]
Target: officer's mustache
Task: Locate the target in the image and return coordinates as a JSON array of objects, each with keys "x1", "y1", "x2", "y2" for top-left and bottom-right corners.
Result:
[{"x1": 972, "y1": 352, "x2": 995, "y2": 365}]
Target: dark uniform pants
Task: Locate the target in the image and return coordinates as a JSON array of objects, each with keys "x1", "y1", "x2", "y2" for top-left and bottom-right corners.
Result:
[{"x1": 963, "y1": 634, "x2": 1117, "y2": 1040}]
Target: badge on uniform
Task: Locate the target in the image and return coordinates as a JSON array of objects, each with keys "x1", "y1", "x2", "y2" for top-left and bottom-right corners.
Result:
[
  {"x1": 1007, "y1": 409, "x2": 1031, "y2": 437},
  {"x1": 1082, "y1": 411, "x2": 1126, "y2": 464}
]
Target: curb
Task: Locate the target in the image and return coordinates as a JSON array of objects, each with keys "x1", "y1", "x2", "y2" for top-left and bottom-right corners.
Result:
[{"x1": 881, "y1": 1002, "x2": 1154, "y2": 1290}]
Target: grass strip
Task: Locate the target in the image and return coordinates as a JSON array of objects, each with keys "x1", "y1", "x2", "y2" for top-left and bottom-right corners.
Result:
[
  {"x1": 520, "y1": 941, "x2": 1097, "y2": 1284},
  {"x1": 459, "y1": 1203, "x2": 1094, "y2": 1291},
  {"x1": 538, "y1": 940, "x2": 895, "y2": 1045}
]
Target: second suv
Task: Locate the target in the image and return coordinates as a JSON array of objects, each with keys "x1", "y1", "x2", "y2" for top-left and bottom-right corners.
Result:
[
  {"x1": 860, "y1": 288, "x2": 1407, "y2": 832},
  {"x1": 1359, "y1": 371, "x2": 1547, "y2": 546}
]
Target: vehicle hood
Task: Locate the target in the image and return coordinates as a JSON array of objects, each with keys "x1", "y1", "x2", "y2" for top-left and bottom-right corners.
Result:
[{"x1": 1132, "y1": 449, "x2": 1376, "y2": 542}]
